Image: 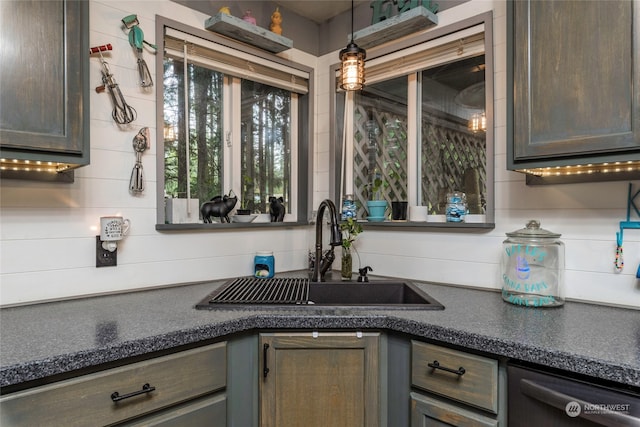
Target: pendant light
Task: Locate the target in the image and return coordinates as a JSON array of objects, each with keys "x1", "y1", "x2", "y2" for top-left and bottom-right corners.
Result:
[
  {"x1": 468, "y1": 111, "x2": 487, "y2": 133},
  {"x1": 339, "y1": 0, "x2": 366, "y2": 91}
]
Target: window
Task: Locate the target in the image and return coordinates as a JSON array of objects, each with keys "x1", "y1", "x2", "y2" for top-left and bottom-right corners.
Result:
[
  {"x1": 157, "y1": 20, "x2": 312, "y2": 226},
  {"x1": 240, "y1": 80, "x2": 294, "y2": 215},
  {"x1": 333, "y1": 14, "x2": 494, "y2": 225}
]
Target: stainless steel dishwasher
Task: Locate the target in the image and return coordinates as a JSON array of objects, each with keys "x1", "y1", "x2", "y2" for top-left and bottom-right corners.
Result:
[{"x1": 508, "y1": 364, "x2": 640, "y2": 426}]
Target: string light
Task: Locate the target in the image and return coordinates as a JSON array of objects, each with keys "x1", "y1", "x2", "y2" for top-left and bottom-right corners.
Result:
[
  {"x1": 1, "y1": 158, "x2": 70, "y2": 173},
  {"x1": 519, "y1": 161, "x2": 640, "y2": 177}
]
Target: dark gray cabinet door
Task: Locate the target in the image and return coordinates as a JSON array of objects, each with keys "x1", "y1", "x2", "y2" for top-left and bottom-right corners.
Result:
[
  {"x1": 0, "y1": 0, "x2": 88, "y2": 165},
  {"x1": 509, "y1": 0, "x2": 639, "y2": 164}
]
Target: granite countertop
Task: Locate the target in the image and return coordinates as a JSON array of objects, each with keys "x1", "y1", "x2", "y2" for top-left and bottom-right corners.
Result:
[{"x1": 1, "y1": 274, "x2": 639, "y2": 390}]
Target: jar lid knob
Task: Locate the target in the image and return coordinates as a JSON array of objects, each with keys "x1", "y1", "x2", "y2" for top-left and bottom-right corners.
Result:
[{"x1": 526, "y1": 220, "x2": 541, "y2": 229}]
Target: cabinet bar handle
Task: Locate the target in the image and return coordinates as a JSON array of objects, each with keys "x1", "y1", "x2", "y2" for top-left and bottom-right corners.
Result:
[
  {"x1": 428, "y1": 360, "x2": 466, "y2": 376},
  {"x1": 263, "y1": 343, "x2": 270, "y2": 378},
  {"x1": 110, "y1": 383, "x2": 155, "y2": 402}
]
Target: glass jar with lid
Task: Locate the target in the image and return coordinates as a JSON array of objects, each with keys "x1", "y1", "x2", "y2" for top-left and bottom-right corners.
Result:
[
  {"x1": 445, "y1": 191, "x2": 467, "y2": 222},
  {"x1": 501, "y1": 220, "x2": 565, "y2": 307}
]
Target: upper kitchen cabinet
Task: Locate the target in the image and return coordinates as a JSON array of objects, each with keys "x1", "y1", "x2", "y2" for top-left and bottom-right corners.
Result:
[
  {"x1": 0, "y1": 0, "x2": 89, "y2": 181},
  {"x1": 507, "y1": 0, "x2": 640, "y2": 182}
]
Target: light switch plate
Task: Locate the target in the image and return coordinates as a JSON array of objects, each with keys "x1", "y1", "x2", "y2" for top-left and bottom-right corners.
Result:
[{"x1": 96, "y1": 236, "x2": 117, "y2": 267}]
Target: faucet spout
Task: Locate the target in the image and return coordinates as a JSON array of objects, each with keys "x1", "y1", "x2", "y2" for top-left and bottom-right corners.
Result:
[{"x1": 311, "y1": 199, "x2": 342, "y2": 282}]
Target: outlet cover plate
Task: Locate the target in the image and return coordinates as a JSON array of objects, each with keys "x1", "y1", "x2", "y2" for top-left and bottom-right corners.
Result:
[{"x1": 96, "y1": 236, "x2": 117, "y2": 267}]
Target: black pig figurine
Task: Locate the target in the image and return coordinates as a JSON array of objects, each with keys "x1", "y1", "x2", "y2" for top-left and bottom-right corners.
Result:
[
  {"x1": 269, "y1": 196, "x2": 285, "y2": 222},
  {"x1": 201, "y1": 190, "x2": 238, "y2": 223}
]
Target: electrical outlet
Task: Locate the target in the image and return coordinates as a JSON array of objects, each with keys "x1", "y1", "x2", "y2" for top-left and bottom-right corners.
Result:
[{"x1": 96, "y1": 236, "x2": 117, "y2": 267}]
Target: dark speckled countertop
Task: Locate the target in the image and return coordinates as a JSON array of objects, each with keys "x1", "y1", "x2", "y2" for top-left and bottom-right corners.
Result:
[{"x1": 1, "y1": 274, "x2": 639, "y2": 390}]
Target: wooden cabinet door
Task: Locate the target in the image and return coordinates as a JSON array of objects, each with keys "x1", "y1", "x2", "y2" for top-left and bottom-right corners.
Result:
[
  {"x1": 0, "y1": 0, "x2": 89, "y2": 165},
  {"x1": 260, "y1": 332, "x2": 380, "y2": 427},
  {"x1": 510, "y1": 0, "x2": 640, "y2": 164},
  {"x1": 410, "y1": 392, "x2": 498, "y2": 427}
]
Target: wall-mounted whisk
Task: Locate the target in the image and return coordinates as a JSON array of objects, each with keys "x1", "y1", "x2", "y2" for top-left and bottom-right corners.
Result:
[
  {"x1": 89, "y1": 44, "x2": 137, "y2": 125},
  {"x1": 130, "y1": 127, "x2": 149, "y2": 194},
  {"x1": 122, "y1": 14, "x2": 157, "y2": 88}
]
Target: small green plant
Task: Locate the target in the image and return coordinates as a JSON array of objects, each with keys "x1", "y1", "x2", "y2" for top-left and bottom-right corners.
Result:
[
  {"x1": 340, "y1": 217, "x2": 363, "y2": 249},
  {"x1": 370, "y1": 177, "x2": 388, "y2": 200}
]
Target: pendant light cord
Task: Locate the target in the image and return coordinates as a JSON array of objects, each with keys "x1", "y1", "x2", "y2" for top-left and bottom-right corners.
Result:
[{"x1": 350, "y1": 0, "x2": 355, "y2": 43}]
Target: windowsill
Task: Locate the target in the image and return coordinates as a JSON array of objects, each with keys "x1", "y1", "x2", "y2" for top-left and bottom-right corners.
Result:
[
  {"x1": 156, "y1": 221, "x2": 495, "y2": 231},
  {"x1": 359, "y1": 221, "x2": 495, "y2": 231},
  {"x1": 156, "y1": 221, "x2": 310, "y2": 231}
]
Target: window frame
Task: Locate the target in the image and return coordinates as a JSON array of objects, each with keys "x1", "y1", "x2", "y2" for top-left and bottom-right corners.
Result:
[
  {"x1": 330, "y1": 12, "x2": 495, "y2": 229},
  {"x1": 155, "y1": 17, "x2": 313, "y2": 229}
]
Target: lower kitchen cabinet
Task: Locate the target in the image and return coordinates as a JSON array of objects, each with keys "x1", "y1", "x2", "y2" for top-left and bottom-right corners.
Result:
[
  {"x1": 410, "y1": 341, "x2": 505, "y2": 426},
  {"x1": 411, "y1": 392, "x2": 497, "y2": 427},
  {"x1": 121, "y1": 393, "x2": 226, "y2": 427},
  {"x1": 0, "y1": 342, "x2": 227, "y2": 427},
  {"x1": 259, "y1": 331, "x2": 380, "y2": 427}
]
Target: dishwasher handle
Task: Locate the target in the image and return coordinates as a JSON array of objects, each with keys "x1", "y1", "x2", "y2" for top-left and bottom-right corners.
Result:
[{"x1": 520, "y1": 379, "x2": 640, "y2": 427}]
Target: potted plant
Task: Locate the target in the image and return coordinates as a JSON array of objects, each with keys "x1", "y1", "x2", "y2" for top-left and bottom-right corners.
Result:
[
  {"x1": 367, "y1": 177, "x2": 388, "y2": 221},
  {"x1": 236, "y1": 201, "x2": 252, "y2": 216},
  {"x1": 238, "y1": 176, "x2": 254, "y2": 215},
  {"x1": 340, "y1": 217, "x2": 363, "y2": 281}
]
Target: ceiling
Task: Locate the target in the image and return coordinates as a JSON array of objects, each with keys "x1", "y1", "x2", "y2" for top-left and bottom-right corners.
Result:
[{"x1": 274, "y1": 1, "x2": 368, "y2": 24}]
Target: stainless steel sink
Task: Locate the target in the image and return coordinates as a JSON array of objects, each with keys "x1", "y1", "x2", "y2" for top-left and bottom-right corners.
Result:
[{"x1": 195, "y1": 277, "x2": 444, "y2": 310}]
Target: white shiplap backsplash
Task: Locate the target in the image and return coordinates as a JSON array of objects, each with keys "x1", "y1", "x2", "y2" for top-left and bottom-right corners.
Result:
[{"x1": 0, "y1": 0, "x2": 638, "y2": 308}]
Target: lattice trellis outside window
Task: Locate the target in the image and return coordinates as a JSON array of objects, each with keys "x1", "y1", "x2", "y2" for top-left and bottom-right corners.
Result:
[
  {"x1": 352, "y1": 95, "x2": 408, "y2": 219},
  {"x1": 350, "y1": 83, "x2": 486, "y2": 219},
  {"x1": 350, "y1": 99, "x2": 486, "y2": 218},
  {"x1": 421, "y1": 116, "x2": 486, "y2": 215}
]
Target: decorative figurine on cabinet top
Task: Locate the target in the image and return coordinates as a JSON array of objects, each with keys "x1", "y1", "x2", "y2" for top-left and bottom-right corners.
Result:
[
  {"x1": 218, "y1": 6, "x2": 231, "y2": 15},
  {"x1": 242, "y1": 10, "x2": 257, "y2": 25},
  {"x1": 270, "y1": 7, "x2": 283, "y2": 35},
  {"x1": 269, "y1": 196, "x2": 285, "y2": 222},
  {"x1": 201, "y1": 190, "x2": 238, "y2": 223}
]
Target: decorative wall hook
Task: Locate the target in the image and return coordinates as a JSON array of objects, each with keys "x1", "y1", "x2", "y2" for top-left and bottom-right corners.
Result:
[{"x1": 614, "y1": 183, "x2": 640, "y2": 272}]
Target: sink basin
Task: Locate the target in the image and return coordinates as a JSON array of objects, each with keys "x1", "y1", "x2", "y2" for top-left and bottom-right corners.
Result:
[
  {"x1": 195, "y1": 277, "x2": 444, "y2": 310},
  {"x1": 308, "y1": 281, "x2": 442, "y2": 308}
]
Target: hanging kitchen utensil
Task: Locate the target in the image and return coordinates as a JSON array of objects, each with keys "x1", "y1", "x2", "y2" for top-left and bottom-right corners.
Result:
[
  {"x1": 90, "y1": 44, "x2": 137, "y2": 125},
  {"x1": 122, "y1": 14, "x2": 157, "y2": 88},
  {"x1": 130, "y1": 127, "x2": 149, "y2": 194}
]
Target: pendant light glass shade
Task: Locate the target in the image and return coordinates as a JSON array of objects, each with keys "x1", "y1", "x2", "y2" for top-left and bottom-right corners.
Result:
[{"x1": 339, "y1": 1, "x2": 366, "y2": 91}]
